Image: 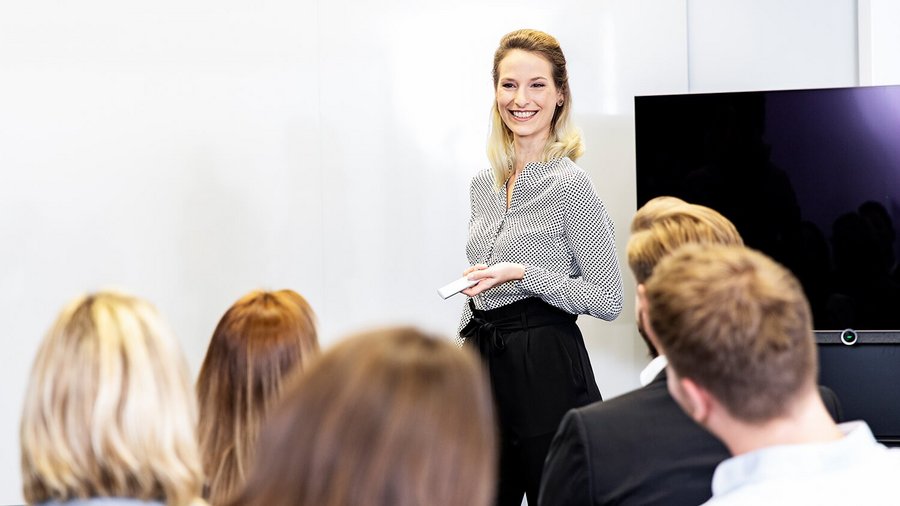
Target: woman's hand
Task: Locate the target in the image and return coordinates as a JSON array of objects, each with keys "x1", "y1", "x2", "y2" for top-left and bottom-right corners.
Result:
[{"x1": 462, "y1": 262, "x2": 526, "y2": 297}]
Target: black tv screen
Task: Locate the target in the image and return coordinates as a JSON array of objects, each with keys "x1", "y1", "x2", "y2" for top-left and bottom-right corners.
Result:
[
  {"x1": 635, "y1": 86, "x2": 900, "y2": 331},
  {"x1": 817, "y1": 335, "x2": 900, "y2": 445}
]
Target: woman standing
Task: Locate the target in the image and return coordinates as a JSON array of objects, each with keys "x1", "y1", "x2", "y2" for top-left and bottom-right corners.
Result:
[{"x1": 460, "y1": 29, "x2": 623, "y2": 505}]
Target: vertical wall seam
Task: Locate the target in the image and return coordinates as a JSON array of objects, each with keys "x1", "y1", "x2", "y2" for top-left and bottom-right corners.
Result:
[{"x1": 685, "y1": 0, "x2": 692, "y2": 92}]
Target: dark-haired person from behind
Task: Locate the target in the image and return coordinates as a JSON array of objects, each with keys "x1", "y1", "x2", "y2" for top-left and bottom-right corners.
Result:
[
  {"x1": 228, "y1": 327, "x2": 496, "y2": 506},
  {"x1": 196, "y1": 289, "x2": 319, "y2": 505}
]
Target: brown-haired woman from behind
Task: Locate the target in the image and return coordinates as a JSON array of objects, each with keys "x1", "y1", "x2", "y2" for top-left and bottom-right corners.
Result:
[
  {"x1": 228, "y1": 326, "x2": 497, "y2": 506},
  {"x1": 196, "y1": 289, "x2": 319, "y2": 505},
  {"x1": 20, "y1": 291, "x2": 205, "y2": 506}
]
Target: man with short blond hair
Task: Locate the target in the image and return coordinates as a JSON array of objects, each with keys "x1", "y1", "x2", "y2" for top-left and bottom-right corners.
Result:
[{"x1": 540, "y1": 199, "x2": 741, "y2": 505}]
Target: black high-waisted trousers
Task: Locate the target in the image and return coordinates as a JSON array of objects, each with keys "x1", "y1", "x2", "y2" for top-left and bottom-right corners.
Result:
[{"x1": 462, "y1": 297, "x2": 601, "y2": 506}]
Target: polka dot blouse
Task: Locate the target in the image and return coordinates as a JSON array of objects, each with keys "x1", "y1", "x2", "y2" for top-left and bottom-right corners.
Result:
[{"x1": 458, "y1": 157, "x2": 624, "y2": 340}]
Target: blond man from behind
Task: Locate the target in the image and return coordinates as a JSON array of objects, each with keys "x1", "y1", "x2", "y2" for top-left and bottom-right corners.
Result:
[
  {"x1": 643, "y1": 244, "x2": 900, "y2": 505},
  {"x1": 540, "y1": 198, "x2": 742, "y2": 505}
]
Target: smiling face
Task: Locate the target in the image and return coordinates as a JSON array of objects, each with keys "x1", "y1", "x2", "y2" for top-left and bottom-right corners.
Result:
[{"x1": 495, "y1": 49, "x2": 563, "y2": 147}]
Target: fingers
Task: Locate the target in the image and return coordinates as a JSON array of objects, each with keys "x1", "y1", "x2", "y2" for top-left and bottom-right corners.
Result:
[
  {"x1": 463, "y1": 278, "x2": 493, "y2": 297},
  {"x1": 467, "y1": 268, "x2": 492, "y2": 280},
  {"x1": 463, "y1": 264, "x2": 488, "y2": 276}
]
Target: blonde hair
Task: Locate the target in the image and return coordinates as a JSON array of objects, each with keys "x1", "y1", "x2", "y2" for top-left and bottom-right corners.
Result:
[
  {"x1": 229, "y1": 327, "x2": 496, "y2": 506},
  {"x1": 487, "y1": 28, "x2": 584, "y2": 188},
  {"x1": 196, "y1": 289, "x2": 319, "y2": 505},
  {"x1": 627, "y1": 200, "x2": 743, "y2": 284},
  {"x1": 20, "y1": 291, "x2": 204, "y2": 506},
  {"x1": 630, "y1": 196, "x2": 689, "y2": 233},
  {"x1": 645, "y1": 244, "x2": 817, "y2": 422}
]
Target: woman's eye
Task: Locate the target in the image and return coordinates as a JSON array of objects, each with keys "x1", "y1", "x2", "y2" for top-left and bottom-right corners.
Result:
[
  {"x1": 532, "y1": 82, "x2": 546, "y2": 88},
  {"x1": 501, "y1": 83, "x2": 515, "y2": 89}
]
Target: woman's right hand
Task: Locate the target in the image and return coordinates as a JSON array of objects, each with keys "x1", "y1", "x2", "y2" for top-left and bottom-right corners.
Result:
[
  {"x1": 463, "y1": 264, "x2": 488, "y2": 277},
  {"x1": 461, "y1": 264, "x2": 488, "y2": 297},
  {"x1": 462, "y1": 263, "x2": 526, "y2": 297}
]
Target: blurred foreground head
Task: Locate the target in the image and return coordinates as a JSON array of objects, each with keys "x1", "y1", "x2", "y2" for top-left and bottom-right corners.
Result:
[
  {"x1": 20, "y1": 291, "x2": 203, "y2": 506},
  {"x1": 230, "y1": 327, "x2": 496, "y2": 506}
]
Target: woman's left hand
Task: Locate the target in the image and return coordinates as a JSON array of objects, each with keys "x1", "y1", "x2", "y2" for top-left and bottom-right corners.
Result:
[{"x1": 462, "y1": 262, "x2": 526, "y2": 297}]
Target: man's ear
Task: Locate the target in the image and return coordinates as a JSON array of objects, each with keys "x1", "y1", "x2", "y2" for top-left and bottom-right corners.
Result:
[
  {"x1": 676, "y1": 376, "x2": 714, "y2": 425},
  {"x1": 636, "y1": 283, "x2": 648, "y2": 314},
  {"x1": 636, "y1": 284, "x2": 663, "y2": 352}
]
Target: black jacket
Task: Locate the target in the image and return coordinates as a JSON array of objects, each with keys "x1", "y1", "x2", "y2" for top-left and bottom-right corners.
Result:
[{"x1": 538, "y1": 369, "x2": 843, "y2": 506}]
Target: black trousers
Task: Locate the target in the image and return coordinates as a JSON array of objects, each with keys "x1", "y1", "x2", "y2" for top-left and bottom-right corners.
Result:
[{"x1": 462, "y1": 298, "x2": 602, "y2": 506}]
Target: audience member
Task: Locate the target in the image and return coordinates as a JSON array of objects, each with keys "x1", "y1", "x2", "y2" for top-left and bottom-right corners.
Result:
[
  {"x1": 539, "y1": 198, "x2": 740, "y2": 505},
  {"x1": 20, "y1": 291, "x2": 204, "y2": 506},
  {"x1": 196, "y1": 289, "x2": 319, "y2": 505},
  {"x1": 228, "y1": 327, "x2": 496, "y2": 506},
  {"x1": 644, "y1": 244, "x2": 900, "y2": 505},
  {"x1": 540, "y1": 198, "x2": 841, "y2": 505}
]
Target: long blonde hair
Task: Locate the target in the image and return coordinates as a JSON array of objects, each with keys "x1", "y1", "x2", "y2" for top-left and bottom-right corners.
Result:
[
  {"x1": 228, "y1": 327, "x2": 496, "y2": 506},
  {"x1": 20, "y1": 291, "x2": 204, "y2": 506},
  {"x1": 196, "y1": 289, "x2": 319, "y2": 505},
  {"x1": 487, "y1": 28, "x2": 584, "y2": 188}
]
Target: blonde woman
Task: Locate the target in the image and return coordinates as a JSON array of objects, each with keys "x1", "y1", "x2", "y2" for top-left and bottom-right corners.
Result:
[
  {"x1": 458, "y1": 29, "x2": 623, "y2": 505},
  {"x1": 228, "y1": 327, "x2": 496, "y2": 506},
  {"x1": 196, "y1": 289, "x2": 319, "y2": 504},
  {"x1": 20, "y1": 291, "x2": 205, "y2": 506}
]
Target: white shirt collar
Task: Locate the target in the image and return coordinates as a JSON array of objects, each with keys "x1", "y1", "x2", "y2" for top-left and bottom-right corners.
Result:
[
  {"x1": 639, "y1": 355, "x2": 668, "y2": 387},
  {"x1": 710, "y1": 421, "x2": 880, "y2": 499}
]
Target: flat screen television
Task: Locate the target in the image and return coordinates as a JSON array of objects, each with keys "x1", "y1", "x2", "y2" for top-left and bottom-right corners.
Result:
[
  {"x1": 635, "y1": 86, "x2": 900, "y2": 444},
  {"x1": 817, "y1": 333, "x2": 900, "y2": 446},
  {"x1": 635, "y1": 85, "x2": 900, "y2": 333}
]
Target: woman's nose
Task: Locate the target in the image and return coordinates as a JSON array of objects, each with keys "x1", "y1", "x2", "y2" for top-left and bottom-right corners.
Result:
[{"x1": 514, "y1": 87, "x2": 529, "y2": 107}]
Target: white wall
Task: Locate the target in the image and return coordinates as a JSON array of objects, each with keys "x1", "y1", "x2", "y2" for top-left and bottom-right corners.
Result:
[
  {"x1": 859, "y1": 0, "x2": 900, "y2": 85},
  {"x1": 687, "y1": 0, "x2": 857, "y2": 92},
  {"x1": 0, "y1": 0, "x2": 894, "y2": 503}
]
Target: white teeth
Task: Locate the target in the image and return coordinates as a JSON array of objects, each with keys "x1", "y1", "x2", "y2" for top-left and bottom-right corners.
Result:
[{"x1": 512, "y1": 110, "x2": 537, "y2": 118}]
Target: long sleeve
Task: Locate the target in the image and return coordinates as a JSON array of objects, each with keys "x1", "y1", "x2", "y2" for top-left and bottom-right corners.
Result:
[
  {"x1": 518, "y1": 169, "x2": 624, "y2": 320},
  {"x1": 539, "y1": 409, "x2": 593, "y2": 506},
  {"x1": 458, "y1": 159, "x2": 624, "y2": 342}
]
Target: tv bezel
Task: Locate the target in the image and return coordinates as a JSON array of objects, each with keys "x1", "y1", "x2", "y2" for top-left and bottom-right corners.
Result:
[{"x1": 816, "y1": 331, "x2": 900, "y2": 446}]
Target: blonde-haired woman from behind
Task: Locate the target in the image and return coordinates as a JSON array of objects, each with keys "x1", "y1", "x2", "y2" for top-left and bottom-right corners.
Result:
[{"x1": 20, "y1": 290, "x2": 205, "y2": 506}]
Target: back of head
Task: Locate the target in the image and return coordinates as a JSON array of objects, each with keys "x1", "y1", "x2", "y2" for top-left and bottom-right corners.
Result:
[
  {"x1": 230, "y1": 327, "x2": 496, "y2": 506},
  {"x1": 630, "y1": 196, "x2": 689, "y2": 233},
  {"x1": 196, "y1": 289, "x2": 319, "y2": 504},
  {"x1": 645, "y1": 244, "x2": 817, "y2": 423},
  {"x1": 487, "y1": 28, "x2": 583, "y2": 187},
  {"x1": 20, "y1": 291, "x2": 203, "y2": 506},
  {"x1": 627, "y1": 201, "x2": 743, "y2": 284}
]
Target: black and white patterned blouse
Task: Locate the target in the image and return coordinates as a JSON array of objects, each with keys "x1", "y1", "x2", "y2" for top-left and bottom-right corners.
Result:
[{"x1": 458, "y1": 157, "x2": 624, "y2": 340}]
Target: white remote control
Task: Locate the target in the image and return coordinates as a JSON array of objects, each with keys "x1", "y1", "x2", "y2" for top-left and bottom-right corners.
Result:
[{"x1": 437, "y1": 276, "x2": 479, "y2": 299}]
